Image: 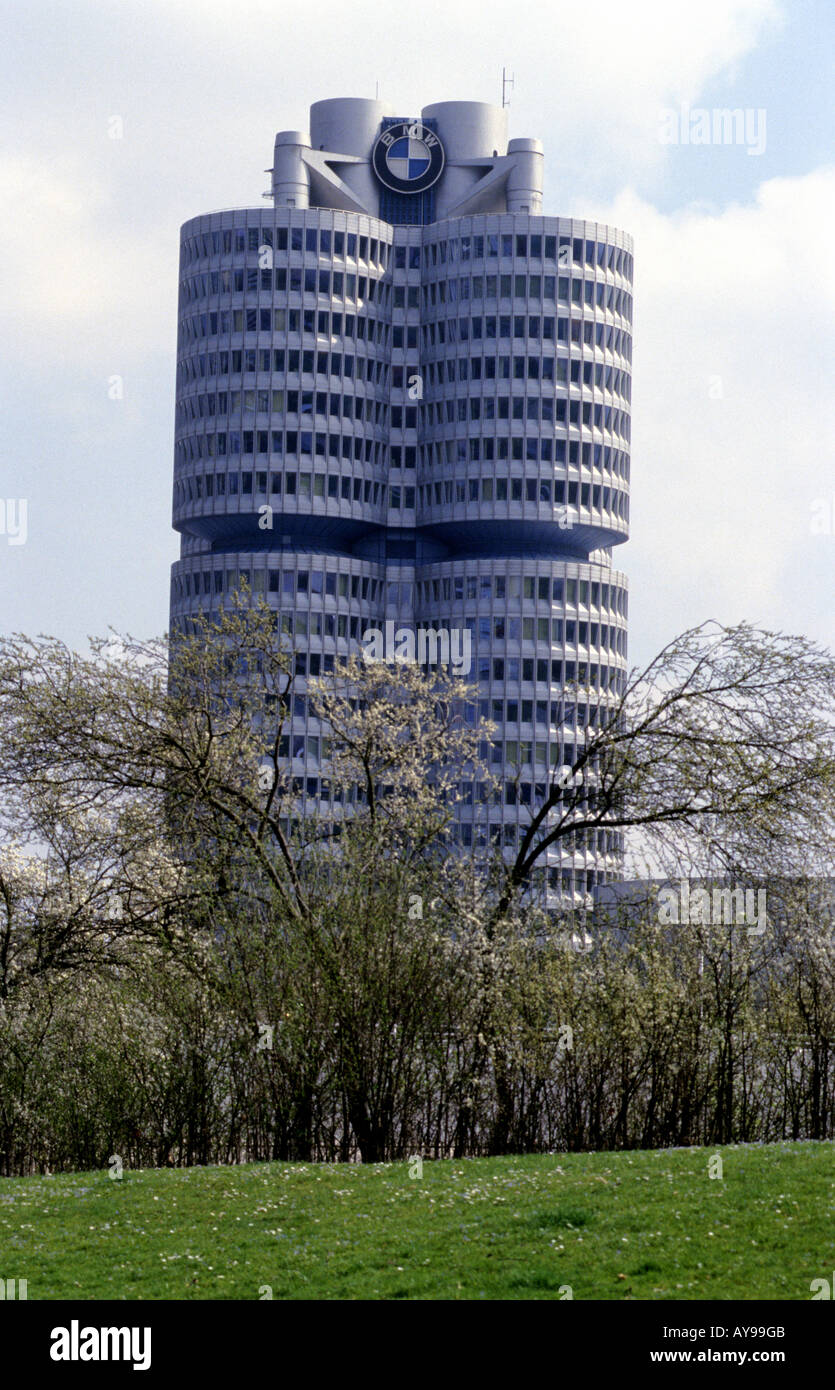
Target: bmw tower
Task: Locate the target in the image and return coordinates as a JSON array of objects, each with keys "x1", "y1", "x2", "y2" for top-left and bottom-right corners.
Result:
[{"x1": 170, "y1": 98, "x2": 634, "y2": 903}]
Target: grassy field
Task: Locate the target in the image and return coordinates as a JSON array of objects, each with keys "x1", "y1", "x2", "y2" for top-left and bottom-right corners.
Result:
[{"x1": 1, "y1": 1141, "x2": 833, "y2": 1300}]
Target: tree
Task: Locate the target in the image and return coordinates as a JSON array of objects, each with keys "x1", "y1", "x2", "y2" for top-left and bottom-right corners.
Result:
[
  {"x1": 0, "y1": 596, "x2": 496, "y2": 1162},
  {"x1": 496, "y1": 621, "x2": 835, "y2": 917},
  {"x1": 0, "y1": 605, "x2": 833, "y2": 1166}
]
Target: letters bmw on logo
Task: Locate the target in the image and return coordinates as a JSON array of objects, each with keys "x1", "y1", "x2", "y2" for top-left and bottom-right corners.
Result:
[{"x1": 372, "y1": 121, "x2": 445, "y2": 194}]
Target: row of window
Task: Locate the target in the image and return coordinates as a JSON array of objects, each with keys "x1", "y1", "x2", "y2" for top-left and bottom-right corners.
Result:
[
  {"x1": 177, "y1": 335, "x2": 632, "y2": 403},
  {"x1": 183, "y1": 225, "x2": 392, "y2": 267},
  {"x1": 422, "y1": 314, "x2": 631, "y2": 357},
  {"x1": 176, "y1": 441, "x2": 625, "y2": 486},
  {"x1": 180, "y1": 270, "x2": 629, "y2": 313},
  {"x1": 181, "y1": 225, "x2": 633, "y2": 282},
  {"x1": 178, "y1": 394, "x2": 389, "y2": 430},
  {"x1": 178, "y1": 355, "x2": 631, "y2": 409},
  {"x1": 175, "y1": 417, "x2": 631, "y2": 468},
  {"x1": 176, "y1": 471, "x2": 390, "y2": 505},
  {"x1": 175, "y1": 433, "x2": 629, "y2": 483},
  {"x1": 423, "y1": 293, "x2": 632, "y2": 326},
  {"x1": 376, "y1": 614, "x2": 629, "y2": 656},
  {"x1": 422, "y1": 395, "x2": 630, "y2": 432},
  {"x1": 418, "y1": 574, "x2": 627, "y2": 613},
  {"x1": 428, "y1": 318, "x2": 632, "y2": 362},
  {"x1": 175, "y1": 569, "x2": 369, "y2": 600},
  {"x1": 179, "y1": 348, "x2": 380, "y2": 387},
  {"x1": 276, "y1": 737, "x2": 616, "y2": 783},
  {"x1": 472, "y1": 651, "x2": 628, "y2": 680},
  {"x1": 172, "y1": 575, "x2": 624, "y2": 652},
  {"x1": 263, "y1": 775, "x2": 621, "y2": 869},
  {"x1": 452, "y1": 824, "x2": 619, "y2": 862},
  {"x1": 426, "y1": 354, "x2": 630, "y2": 394},
  {"x1": 422, "y1": 233, "x2": 632, "y2": 279},
  {"x1": 273, "y1": 730, "x2": 609, "y2": 771},
  {"x1": 182, "y1": 308, "x2": 391, "y2": 346},
  {"x1": 181, "y1": 307, "x2": 632, "y2": 356},
  {"x1": 169, "y1": 612, "x2": 625, "y2": 692},
  {"x1": 266, "y1": 690, "x2": 620, "y2": 733},
  {"x1": 172, "y1": 568, "x2": 627, "y2": 618},
  {"x1": 420, "y1": 477, "x2": 627, "y2": 516},
  {"x1": 421, "y1": 274, "x2": 626, "y2": 307},
  {"x1": 177, "y1": 375, "x2": 631, "y2": 432},
  {"x1": 176, "y1": 434, "x2": 384, "y2": 467},
  {"x1": 394, "y1": 648, "x2": 618, "y2": 692},
  {"x1": 174, "y1": 467, "x2": 629, "y2": 521},
  {"x1": 181, "y1": 266, "x2": 385, "y2": 305}
]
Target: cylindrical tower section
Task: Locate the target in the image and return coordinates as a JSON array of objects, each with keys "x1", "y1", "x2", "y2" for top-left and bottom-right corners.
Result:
[
  {"x1": 309, "y1": 98, "x2": 394, "y2": 211},
  {"x1": 506, "y1": 138, "x2": 544, "y2": 214},
  {"x1": 173, "y1": 205, "x2": 396, "y2": 559},
  {"x1": 171, "y1": 202, "x2": 399, "y2": 817},
  {"x1": 422, "y1": 100, "x2": 509, "y2": 218},
  {"x1": 272, "y1": 131, "x2": 311, "y2": 208},
  {"x1": 415, "y1": 211, "x2": 633, "y2": 902},
  {"x1": 417, "y1": 214, "x2": 633, "y2": 556},
  {"x1": 309, "y1": 97, "x2": 393, "y2": 153},
  {"x1": 421, "y1": 100, "x2": 508, "y2": 155},
  {"x1": 414, "y1": 555, "x2": 629, "y2": 901}
]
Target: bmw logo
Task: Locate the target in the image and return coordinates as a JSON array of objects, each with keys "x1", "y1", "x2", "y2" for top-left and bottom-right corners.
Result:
[{"x1": 372, "y1": 121, "x2": 445, "y2": 195}]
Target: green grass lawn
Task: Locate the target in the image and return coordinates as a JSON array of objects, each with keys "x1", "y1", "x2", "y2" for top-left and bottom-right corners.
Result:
[{"x1": 2, "y1": 1142, "x2": 834, "y2": 1300}]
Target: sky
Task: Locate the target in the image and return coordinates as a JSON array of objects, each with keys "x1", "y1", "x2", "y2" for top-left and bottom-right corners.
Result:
[{"x1": 0, "y1": 0, "x2": 832, "y2": 669}]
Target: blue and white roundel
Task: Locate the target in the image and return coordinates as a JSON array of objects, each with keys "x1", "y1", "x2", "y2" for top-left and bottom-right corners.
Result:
[{"x1": 372, "y1": 121, "x2": 445, "y2": 195}]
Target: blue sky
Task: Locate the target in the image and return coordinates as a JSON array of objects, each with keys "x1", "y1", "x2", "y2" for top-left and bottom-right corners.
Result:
[{"x1": 0, "y1": 0, "x2": 832, "y2": 668}]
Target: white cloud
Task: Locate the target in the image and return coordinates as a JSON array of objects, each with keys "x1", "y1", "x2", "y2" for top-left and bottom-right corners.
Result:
[
  {"x1": 587, "y1": 166, "x2": 835, "y2": 660},
  {"x1": 0, "y1": 154, "x2": 170, "y2": 361}
]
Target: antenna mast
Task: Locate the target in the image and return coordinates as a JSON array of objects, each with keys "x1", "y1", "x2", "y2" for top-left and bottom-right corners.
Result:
[{"x1": 502, "y1": 67, "x2": 514, "y2": 108}]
